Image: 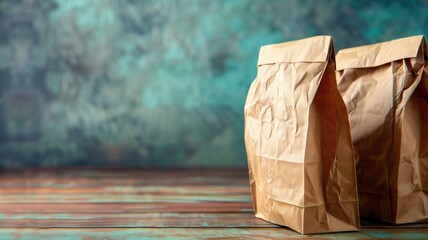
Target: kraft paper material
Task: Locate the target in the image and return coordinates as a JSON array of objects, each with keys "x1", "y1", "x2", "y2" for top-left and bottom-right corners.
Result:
[
  {"x1": 244, "y1": 36, "x2": 360, "y2": 234},
  {"x1": 336, "y1": 35, "x2": 428, "y2": 224}
]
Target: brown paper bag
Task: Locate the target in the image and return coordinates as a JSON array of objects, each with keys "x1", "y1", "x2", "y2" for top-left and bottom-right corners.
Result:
[
  {"x1": 244, "y1": 36, "x2": 360, "y2": 234},
  {"x1": 336, "y1": 35, "x2": 428, "y2": 224}
]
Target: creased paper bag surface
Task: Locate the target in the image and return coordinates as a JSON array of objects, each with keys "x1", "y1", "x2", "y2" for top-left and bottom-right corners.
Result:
[
  {"x1": 244, "y1": 36, "x2": 359, "y2": 234},
  {"x1": 336, "y1": 35, "x2": 428, "y2": 224}
]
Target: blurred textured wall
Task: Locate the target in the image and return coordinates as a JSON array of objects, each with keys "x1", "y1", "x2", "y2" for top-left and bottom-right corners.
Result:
[{"x1": 1, "y1": 0, "x2": 428, "y2": 168}]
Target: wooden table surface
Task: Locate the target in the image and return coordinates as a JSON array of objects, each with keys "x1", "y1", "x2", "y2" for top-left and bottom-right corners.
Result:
[{"x1": 0, "y1": 168, "x2": 427, "y2": 239}]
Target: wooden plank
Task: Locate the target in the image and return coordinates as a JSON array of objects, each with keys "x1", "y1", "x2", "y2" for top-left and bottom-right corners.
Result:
[
  {"x1": 0, "y1": 202, "x2": 254, "y2": 213},
  {"x1": 0, "y1": 176, "x2": 249, "y2": 187},
  {"x1": 0, "y1": 169, "x2": 249, "y2": 180},
  {"x1": 0, "y1": 212, "x2": 274, "y2": 228},
  {"x1": 0, "y1": 193, "x2": 251, "y2": 203},
  {"x1": 0, "y1": 177, "x2": 250, "y2": 186},
  {"x1": 0, "y1": 228, "x2": 427, "y2": 240},
  {"x1": 0, "y1": 186, "x2": 251, "y2": 195},
  {"x1": 1, "y1": 212, "x2": 426, "y2": 229},
  {"x1": 0, "y1": 169, "x2": 247, "y2": 182}
]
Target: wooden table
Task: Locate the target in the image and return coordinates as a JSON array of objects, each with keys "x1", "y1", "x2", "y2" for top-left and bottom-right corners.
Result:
[{"x1": 0, "y1": 169, "x2": 427, "y2": 239}]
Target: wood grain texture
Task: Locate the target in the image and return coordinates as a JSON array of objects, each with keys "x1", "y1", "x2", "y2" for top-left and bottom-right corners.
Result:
[
  {"x1": 1, "y1": 168, "x2": 427, "y2": 239},
  {"x1": 0, "y1": 228, "x2": 428, "y2": 240}
]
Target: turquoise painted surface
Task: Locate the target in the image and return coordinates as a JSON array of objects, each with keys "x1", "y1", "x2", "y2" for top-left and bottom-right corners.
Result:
[{"x1": 0, "y1": 0, "x2": 428, "y2": 168}]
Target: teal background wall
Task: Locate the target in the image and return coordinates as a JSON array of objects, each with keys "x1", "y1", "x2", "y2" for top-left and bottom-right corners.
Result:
[{"x1": 1, "y1": 0, "x2": 428, "y2": 168}]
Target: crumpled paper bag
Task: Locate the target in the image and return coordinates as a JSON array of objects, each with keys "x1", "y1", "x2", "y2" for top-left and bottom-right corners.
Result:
[
  {"x1": 336, "y1": 35, "x2": 428, "y2": 224},
  {"x1": 244, "y1": 36, "x2": 360, "y2": 234}
]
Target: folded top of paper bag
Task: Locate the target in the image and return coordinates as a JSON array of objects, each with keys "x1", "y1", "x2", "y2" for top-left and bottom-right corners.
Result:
[
  {"x1": 257, "y1": 35, "x2": 333, "y2": 66},
  {"x1": 336, "y1": 35, "x2": 427, "y2": 70}
]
